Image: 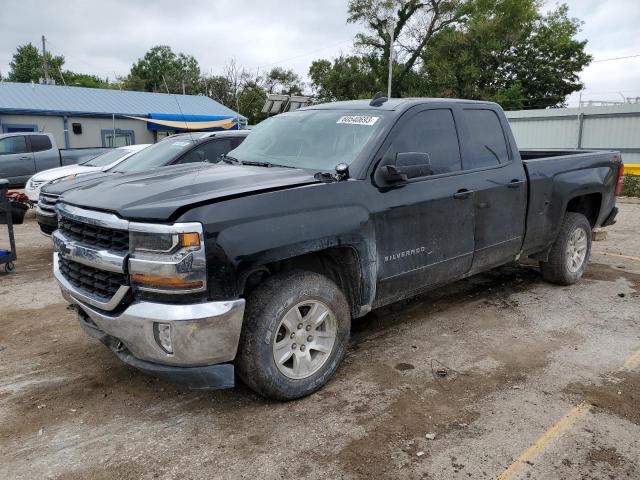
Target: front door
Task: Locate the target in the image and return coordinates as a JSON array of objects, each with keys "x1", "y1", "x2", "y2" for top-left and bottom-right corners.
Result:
[
  {"x1": 0, "y1": 135, "x2": 35, "y2": 186},
  {"x1": 372, "y1": 107, "x2": 475, "y2": 306}
]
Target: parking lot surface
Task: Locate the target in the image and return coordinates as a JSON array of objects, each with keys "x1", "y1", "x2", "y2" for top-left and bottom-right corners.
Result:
[{"x1": 1, "y1": 201, "x2": 639, "y2": 479}]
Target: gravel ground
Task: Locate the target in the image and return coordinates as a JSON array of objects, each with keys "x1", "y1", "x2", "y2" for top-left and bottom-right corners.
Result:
[{"x1": 0, "y1": 202, "x2": 639, "y2": 480}]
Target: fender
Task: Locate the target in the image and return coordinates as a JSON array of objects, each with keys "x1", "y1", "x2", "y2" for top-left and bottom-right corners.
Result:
[{"x1": 180, "y1": 179, "x2": 378, "y2": 312}]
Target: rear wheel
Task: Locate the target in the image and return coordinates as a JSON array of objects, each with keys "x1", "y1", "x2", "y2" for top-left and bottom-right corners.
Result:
[
  {"x1": 236, "y1": 270, "x2": 350, "y2": 400},
  {"x1": 540, "y1": 212, "x2": 591, "y2": 285}
]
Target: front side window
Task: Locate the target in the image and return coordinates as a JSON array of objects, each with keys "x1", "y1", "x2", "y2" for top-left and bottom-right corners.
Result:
[
  {"x1": 384, "y1": 109, "x2": 462, "y2": 175},
  {"x1": 462, "y1": 109, "x2": 509, "y2": 168},
  {"x1": 179, "y1": 140, "x2": 232, "y2": 164},
  {"x1": 0, "y1": 136, "x2": 28, "y2": 155},
  {"x1": 228, "y1": 110, "x2": 388, "y2": 171}
]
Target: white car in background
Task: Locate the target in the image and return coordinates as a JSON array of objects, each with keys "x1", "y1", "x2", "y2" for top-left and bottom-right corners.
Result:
[{"x1": 25, "y1": 144, "x2": 151, "y2": 202}]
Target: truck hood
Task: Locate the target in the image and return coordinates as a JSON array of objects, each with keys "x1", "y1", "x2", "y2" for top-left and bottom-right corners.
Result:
[
  {"x1": 60, "y1": 163, "x2": 320, "y2": 221},
  {"x1": 32, "y1": 164, "x2": 100, "y2": 183},
  {"x1": 41, "y1": 171, "x2": 115, "y2": 195}
]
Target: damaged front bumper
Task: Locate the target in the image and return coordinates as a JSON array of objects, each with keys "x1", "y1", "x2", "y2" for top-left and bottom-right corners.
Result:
[{"x1": 56, "y1": 261, "x2": 245, "y2": 390}]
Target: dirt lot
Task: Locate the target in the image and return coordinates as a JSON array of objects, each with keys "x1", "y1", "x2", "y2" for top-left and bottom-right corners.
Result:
[{"x1": 1, "y1": 201, "x2": 639, "y2": 480}]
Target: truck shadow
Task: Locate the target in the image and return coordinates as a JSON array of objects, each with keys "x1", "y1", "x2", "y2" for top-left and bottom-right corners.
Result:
[{"x1": 351, "y1": 263, "x2": 543, "y2": 348}]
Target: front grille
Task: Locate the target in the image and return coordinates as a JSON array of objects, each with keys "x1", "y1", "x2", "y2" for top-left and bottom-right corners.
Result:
[
  {"x1": 38, "y1": 193, "x2": 59, "y2": 213},
  {"x1": 58, "y1": 216, "x2": 129, "y2": 252},
  {"x1": 58, "y1": 256, "x2": 128, "y2": 300}
]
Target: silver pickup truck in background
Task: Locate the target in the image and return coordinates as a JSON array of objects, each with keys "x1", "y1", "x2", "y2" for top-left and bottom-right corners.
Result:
[{"x1": 0, "y1": 132, "x2": 110, "y2": 187}]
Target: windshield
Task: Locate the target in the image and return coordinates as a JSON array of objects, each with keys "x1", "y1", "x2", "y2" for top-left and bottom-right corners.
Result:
[
  {"x1": 109, "y1": 138, "x2": 195, "y2": 173},
  {"x1": 82, "y1": 148, "x2": 133, "y2": 167},
  {"x1": 228, "y1": 110, "x2": 387, "y2": 170}
]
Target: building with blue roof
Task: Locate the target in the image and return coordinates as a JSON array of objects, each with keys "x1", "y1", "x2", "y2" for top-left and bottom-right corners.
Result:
[{"x1": 0, "y1": 81, "x2": 245, "y2": 148}]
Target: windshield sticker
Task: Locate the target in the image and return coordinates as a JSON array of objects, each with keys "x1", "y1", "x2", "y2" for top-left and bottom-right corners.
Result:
[{"x1": 337, "y1": 115, "x2": 379, "y2": 126}]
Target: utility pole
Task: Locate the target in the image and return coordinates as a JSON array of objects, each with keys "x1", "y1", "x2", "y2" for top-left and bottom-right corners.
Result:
[
  {"x1": 387, "y1": 19, "x2": 395, "y2": 98},
  {"x1": 41, "y1": 35, "x2": 50, "y2": 85}
]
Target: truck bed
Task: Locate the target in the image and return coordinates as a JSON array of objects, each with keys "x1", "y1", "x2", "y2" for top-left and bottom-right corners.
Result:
[{"x1": 520, "y1": 149, "x2": 621, "y2": 257}]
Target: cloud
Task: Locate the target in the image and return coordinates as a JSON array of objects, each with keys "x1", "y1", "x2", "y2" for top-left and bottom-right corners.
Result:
[{"x1": 1, "y1": 0, "x2": 638, "y2": 105}]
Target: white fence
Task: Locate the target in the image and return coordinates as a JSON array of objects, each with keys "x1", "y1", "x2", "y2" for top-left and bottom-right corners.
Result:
[{"x1": 505, "y1": 103, "x2": 640, "y2": 163}]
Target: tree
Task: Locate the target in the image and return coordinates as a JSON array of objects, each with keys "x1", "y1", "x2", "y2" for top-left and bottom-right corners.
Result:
[
  {"x1": 8, "y1": 43, "x2": 65, "y2": 84},
  {"x1": 420, "y1": 1, "x2": 591, "y2": 108},
  {"x1": 200, "y1": 60, "x2": 267, "y2": 125},
  {"x1": 347, "y1": 0, "x2": 468, "y2": 96},
  {"x1": 309, "y1": 55, "x2": 380, "y2": 101},
  {"x1": 124, "y1": 45, "x2": 201, "y2": 94},
  {"x1": 264, "y1": 67, "x2": 303, "y2": 95}
]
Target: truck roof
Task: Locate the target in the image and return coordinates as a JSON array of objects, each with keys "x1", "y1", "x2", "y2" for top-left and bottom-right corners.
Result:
[{"x1": 303, "y1": 97, "x2": 498, "y2": 112}]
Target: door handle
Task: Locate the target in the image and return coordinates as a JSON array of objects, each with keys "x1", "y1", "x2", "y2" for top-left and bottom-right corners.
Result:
[
  {"x1": 507, "y1": 179, "x2": 524, "y2": 188},
  {"x1": 453, "y1": 189, "x2": 473, "y2": 200},
  {"x1": 20, "y1": 156, "x2": 31, "y2": 160}
]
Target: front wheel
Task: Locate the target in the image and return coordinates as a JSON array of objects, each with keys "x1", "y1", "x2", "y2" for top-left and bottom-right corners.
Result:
[
  {"x1": 540, "y1": 212, "x2": 592, "y2": 285},
  {"x1": 236, "y1": 270, "x2": 350, "y2": 400}
]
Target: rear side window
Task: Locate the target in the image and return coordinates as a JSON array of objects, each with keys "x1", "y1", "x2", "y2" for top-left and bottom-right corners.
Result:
[
  {"x1": 29, "y1": 135, "x2": 53, "y2": 152},
  {"x1": 385, "y1": 109, "x2": 462, "y2": 175},
  {"x1": 179, "y1": 140, "x2": 232, "y2": 164},
  {"x1": 462, "y1": 109, "x2": 509, "y2": 168},
  {"x1": 0, "y1": 136, "x2": 28, "y2": 154}
]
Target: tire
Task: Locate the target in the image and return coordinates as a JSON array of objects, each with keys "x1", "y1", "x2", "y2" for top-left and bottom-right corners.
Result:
[
  {"x1": 540, "y1": 212, "x2": 592, "y2": 286},
  {"x1": 236, "y1": 270, "x2": 351, "y2": 400}
]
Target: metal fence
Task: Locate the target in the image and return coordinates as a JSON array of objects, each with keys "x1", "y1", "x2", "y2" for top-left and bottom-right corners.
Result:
[{"x1": 505, "y1": 103, "x2": 640, "y2": 164}]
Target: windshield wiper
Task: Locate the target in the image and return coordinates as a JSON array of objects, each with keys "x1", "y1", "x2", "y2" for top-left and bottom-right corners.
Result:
[
  {"x1": 220, "y1": 154, "x2": 241, "y2": 165},
  {"x1": 241, "y1": 160, "x2": 296, "y2": 169}
]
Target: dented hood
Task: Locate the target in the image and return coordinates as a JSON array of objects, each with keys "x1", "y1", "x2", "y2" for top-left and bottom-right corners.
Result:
[{"x1": 60, "y1": 163, "x2": 319, "y2": 221}]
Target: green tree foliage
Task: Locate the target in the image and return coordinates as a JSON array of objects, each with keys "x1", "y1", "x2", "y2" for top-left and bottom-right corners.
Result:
[
  {"x1": 347, "y1": 0, "x2": 468, "y2": 96},
  {"x1": 124, "y1": 45, "x2": 201, "y2": 94},
  {"x1": 199, "y1": 60, "x2": 267, "y2": 124},
  {"x1": 264, "y1": 67, "x2": 304, "y2": 95},
  {"x1": 421, "y1": 1, "x2": 591, "y2": 108},
  {"x1": 309, "y1": 55, "x2": 381, "y2": 101},
  {"x1": 8, "y1": 43, "x2": 65, "y2": 83},
  {"x1": 7, "y1": 43, "x2": 116, "y2": 89},
  {"x1": 310, "y1": 0, "x2": 591, "y2": 107}
]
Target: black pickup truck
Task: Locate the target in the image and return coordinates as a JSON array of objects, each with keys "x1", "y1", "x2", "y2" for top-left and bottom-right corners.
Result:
[{"x1": 52, "y1": 97, "x2": 622, "y2": 400}]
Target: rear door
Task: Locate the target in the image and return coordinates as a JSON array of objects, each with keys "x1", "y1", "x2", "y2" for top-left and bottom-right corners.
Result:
[
  {"x1": 30, "y1": 134, "x2": 59, "y2": 172},
  {"x1": 458, "y1": 107, "x2": 527, "y2": 273},
  {"x1": 372, "y1": 107, "x2": 475, "y2": 305},
  {"x1": 0, "y1": 135, "x2": 35, "y2": 186}
]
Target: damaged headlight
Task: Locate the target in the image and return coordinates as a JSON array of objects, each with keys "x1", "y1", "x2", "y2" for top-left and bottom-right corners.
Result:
[{"x1": 128, "y1": 222, "x2": 207, "y2": 293}]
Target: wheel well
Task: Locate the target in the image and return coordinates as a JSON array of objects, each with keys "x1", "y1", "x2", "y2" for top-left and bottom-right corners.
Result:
[
  {"x1": 566, "y1": 193, "x2": 602, "y2": 227},
  {"x1": 242, "y1": 247, "x2": 363, "y2": 316}
]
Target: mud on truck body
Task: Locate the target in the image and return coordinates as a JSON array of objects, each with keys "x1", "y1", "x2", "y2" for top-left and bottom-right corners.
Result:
[{"x1": 52, "y1": 97, "x2": 622, "y2": 399}]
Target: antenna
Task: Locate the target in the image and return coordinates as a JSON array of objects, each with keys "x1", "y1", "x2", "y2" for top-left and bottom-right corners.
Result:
[
  {"x1": 370, "y1": 92, "x2": 388, "y2": 107},
  {"x1": 163, "y1": 74, "x2": 195, "y2": 143}
]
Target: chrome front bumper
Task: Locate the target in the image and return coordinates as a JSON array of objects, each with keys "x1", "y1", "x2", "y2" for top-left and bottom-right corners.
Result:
[{"x1": 55, "y1": 256, "x2": 246, "y2": 367}]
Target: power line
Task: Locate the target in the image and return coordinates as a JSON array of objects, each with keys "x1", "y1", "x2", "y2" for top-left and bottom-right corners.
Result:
[
  {"x1": 592, "y1": 53, "x2": 640, "y2": 63},
  {"x1": 256, "y1": 39, "x2": 353, "y2": 69}
]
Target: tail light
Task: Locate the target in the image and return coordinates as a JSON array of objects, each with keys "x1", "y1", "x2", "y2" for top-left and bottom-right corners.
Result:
[{"x1": 615, "y1": 158, "x2": 624, "y2": 196}]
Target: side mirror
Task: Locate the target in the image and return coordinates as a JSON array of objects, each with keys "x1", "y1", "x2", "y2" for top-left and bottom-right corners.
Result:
[{"x1": 382, "y1": 152, "x2": 432, "y2": 183}]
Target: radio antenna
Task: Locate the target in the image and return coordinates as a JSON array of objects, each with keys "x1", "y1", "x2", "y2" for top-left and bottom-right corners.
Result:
[{"x1": 163, "y1": 74, "x2": 194, "y2": 143}]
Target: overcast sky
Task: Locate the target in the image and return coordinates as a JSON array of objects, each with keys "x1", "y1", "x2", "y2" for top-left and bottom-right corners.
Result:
[{"x1": 1, "y1": 0, "x2": 639, "y2": 107}]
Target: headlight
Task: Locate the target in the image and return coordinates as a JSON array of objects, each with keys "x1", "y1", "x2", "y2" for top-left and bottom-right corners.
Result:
[{"x1": 128, "y1": 222, "x2": 207, "y2": 293}]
